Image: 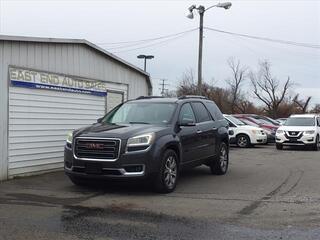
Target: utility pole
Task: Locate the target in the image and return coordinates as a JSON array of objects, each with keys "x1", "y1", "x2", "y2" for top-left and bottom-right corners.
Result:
[
  {"x1": 186, "y1": 2, "x2": 232, "y2": 95},
  {"x1": 197, "y1": 6, "x2": 204, "y2": 95},
  {"x1": 159, "y1": 79, "x2": 168, "y2": 96}
]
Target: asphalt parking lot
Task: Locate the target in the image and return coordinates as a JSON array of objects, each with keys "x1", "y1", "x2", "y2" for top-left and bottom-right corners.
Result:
[{"x1": 0, "y1": 144, "x2": 320, "y2": 240}]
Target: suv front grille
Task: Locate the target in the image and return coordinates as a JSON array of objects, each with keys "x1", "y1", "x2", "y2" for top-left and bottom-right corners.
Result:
[
  {"x1": 74, "y1": 138, "x2": 121, "y2": 160},
  {"x1": 288, "y1": 131, "x2": 301, "y2": 136}
]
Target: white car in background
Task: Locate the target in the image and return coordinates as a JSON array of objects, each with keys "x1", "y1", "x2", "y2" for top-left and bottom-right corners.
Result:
[
  {"x1": 275, "y1": 114, "x2": 320, "y2": 150},
  {"x1": 224, "y1": 114, "x2": 267, "y2": 148}
]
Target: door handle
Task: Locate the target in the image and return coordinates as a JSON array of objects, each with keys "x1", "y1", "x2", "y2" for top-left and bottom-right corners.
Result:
[
  {"x1": 212, "y1": 127, "x2": 217, "y2": 130},
  {"x1": 196, "y1": 130, "x2": 202, "y2": 134}
]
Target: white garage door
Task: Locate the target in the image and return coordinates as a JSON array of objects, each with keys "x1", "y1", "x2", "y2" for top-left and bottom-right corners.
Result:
[
  {"x1": 8, "y1": 87, "x2": 105, "y2": 177},
  {"x1": 106, "y1": 91, "x2": 124, "y2": 113}
]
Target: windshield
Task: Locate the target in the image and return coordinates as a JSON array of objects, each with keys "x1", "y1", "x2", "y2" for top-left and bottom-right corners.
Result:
[
  {"x1": 102, "y1": 102, "x2": 177, "y2": 125},
  {"x1": 226, "y1": 116, "x2": 246, "y2": 126},
  {"x1": 284, "y1": 117, "x2": 315, "y2": 126}
]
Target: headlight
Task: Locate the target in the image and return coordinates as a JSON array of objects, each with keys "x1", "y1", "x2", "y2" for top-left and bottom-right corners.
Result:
[
  {"x1": 276, "y1": 130, "x2": 284, "y2": 134},
  {"x1": 127, "y1": 133, "x2": 155, "y2": 147},
  {"x1": 304, "y1": 130, "x2": 315, "y2": 135},
  {"x1": 66, "y1": 132, "x2": 73, "y2": 144}
]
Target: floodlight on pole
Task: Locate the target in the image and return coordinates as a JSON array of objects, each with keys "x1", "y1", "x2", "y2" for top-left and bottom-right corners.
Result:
[
  {"x1": 186, "y1": 2, "x2": 232, "y2": 95},
  {"x1": 137, "y1": 54, "x2": 154, "y2": 72}
]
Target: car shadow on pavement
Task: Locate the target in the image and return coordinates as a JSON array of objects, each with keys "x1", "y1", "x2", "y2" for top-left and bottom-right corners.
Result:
[{"x1": 66, "y1": 166, "x2": 215, "y2": 195}]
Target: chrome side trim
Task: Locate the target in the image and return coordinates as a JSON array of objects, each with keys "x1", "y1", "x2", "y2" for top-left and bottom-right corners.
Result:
[{"x1": 73, "y1": 137, "x2": 122, "y2": 162}]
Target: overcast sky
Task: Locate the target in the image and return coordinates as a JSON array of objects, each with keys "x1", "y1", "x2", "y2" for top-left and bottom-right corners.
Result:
[{"x1": 0, "y1": 0, "x2": 319, "y2": 104}]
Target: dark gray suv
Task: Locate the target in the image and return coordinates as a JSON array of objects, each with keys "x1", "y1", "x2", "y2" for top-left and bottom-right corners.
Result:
[{"x1": 64, "y1": 96, "x2": 229, "y2": 193}]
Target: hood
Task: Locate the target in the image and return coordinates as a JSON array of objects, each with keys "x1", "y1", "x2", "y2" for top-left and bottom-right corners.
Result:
[
  {"x1": 278, "y1": 126, "x2": 316, "y2": 132},
  {"x1": 74, "y1": 123, "x2": 169, "y2": 139}
]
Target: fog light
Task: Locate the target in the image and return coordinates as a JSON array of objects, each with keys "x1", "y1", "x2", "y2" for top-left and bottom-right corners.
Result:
[{"x1": 124, "y1": 165, "x2": 143, "y2": 173}]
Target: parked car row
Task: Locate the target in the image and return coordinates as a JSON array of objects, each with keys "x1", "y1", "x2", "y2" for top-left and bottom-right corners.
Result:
[{"x1": 225, "y1": 113, "x2": 320, "y2": 151}]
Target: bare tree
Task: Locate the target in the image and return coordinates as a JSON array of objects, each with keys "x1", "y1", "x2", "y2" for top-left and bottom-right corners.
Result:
[
  {"x1": 250, "y1": 60, "x2": 292, "y2": 118},
  {"x1": 293, "y1": 94, "x2": 312, "y2": 113},
  {"x1": 177, "y1": 68, "x2": 198, "y2": 95},
  {"x1": 311, "y1": 104, "x2": 320, "y2": 114},
  {"x1": 226, "y1": 57, "x2": 248, "y2": 113}
]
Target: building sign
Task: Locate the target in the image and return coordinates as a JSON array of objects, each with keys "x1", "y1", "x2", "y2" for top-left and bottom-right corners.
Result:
[{"x1": 9, "y1": 67, "x2": 107, "y2": 96}]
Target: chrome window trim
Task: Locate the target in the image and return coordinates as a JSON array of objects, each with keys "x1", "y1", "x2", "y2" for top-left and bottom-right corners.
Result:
[{"x1": 73, "y1": 137, "x2": 122, "y2": 162}]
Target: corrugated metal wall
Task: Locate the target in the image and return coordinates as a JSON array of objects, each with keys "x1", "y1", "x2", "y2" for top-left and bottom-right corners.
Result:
[{"x1": 0, "y1": 40, "x2": 150, "y2": 180}]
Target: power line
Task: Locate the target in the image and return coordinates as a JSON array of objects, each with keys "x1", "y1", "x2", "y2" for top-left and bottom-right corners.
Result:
[
  {"x1": 205, "y1": 27, "x2": 320, "y2": 49},
  {"x1": 96, "y1": 28, "x2": 198, "y2": 46},
  {"x1": 112, "y1": 30, "x2": 196, "y2": 53}
]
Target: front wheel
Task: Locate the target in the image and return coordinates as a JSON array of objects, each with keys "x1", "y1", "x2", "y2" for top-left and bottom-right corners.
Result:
[
  {"x1": 276, "y1": 143, "x2": 283, "y2": 150},
  {"x1": 236, "y1": 134, "x2": 251, "y2": 148},
  {"x1": 154, "y1": 149, "x2": 179, "y2": 193},
  {"x1": 210, "y1": 142, "x2": 229, "y2": 175}
]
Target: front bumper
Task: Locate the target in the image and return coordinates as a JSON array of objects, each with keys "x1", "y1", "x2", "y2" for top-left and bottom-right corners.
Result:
[
  {"x1": 251, "y1": 134, "x2": 268, "y2": 144},
  {"x1": 276, "y1": 133, "x2": 316, "y2": 146},
  {"x1": 64, "y1": 144, "x2": 161, "y2": 180}
]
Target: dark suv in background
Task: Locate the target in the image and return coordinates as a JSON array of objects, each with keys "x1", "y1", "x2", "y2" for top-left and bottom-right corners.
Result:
[{"x1": 64, "y1": 96, "x2": 229, "y2": 193}]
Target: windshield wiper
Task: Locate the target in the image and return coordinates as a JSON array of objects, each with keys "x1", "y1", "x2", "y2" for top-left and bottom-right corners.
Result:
[{"x1": 129, "y1": 121, "x2": 150, "y2": 124}]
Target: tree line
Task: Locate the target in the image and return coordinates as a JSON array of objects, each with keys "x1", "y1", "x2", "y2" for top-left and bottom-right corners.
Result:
[{"x1": 165, "y1": 58, "x2": 319, "y2": 118}]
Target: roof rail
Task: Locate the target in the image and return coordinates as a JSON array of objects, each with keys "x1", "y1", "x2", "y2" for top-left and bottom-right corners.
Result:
[
  {"x1": 178, "y1": 95, "x2": 208, "y2": 100},
  {"x1": 136, "y1": 96, "x2": 164, "y2": 100}
]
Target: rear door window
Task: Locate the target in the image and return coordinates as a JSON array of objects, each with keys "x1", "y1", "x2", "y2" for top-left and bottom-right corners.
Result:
[
  {"x1": 205, "y1": 101, "x2": 224, "y2": 120},
  {"x1": 191, "y1": 102, "x2": 211, "y2": 123}
]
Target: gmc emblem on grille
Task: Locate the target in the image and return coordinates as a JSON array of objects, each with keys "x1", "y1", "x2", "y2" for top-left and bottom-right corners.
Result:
[{"x1": 85, "y1": 143, "x2": 104, "y2": 150}]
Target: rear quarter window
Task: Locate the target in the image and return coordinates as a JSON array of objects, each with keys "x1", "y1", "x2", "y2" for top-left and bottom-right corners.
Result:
[{"x1": 205, "y1": 101, "x2": 224, "y2": 120}]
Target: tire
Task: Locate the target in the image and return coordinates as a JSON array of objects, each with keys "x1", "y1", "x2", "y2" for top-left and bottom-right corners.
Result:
[
  {"x1": 154, "y1": 149, "x2": 179, "y2": 193},
  {"x1": 210, "y1": 142, "x2": 229, "y2": 175},
  {"x1": 313, "y1": 135, "x2": 319, "y2": 151},
  {"x1": 276, "y1": 143, "x2": 283, "y2": 150},
  {"x1": 236, "y1": 134, "x2": 251, "y2": 148}
]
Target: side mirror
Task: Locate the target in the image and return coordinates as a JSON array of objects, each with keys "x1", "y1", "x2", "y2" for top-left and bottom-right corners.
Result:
[
  {"x1": 97, "y1": 117, "x2": 103, "y2": 123},
  {"x1": 179, "y1": 118, "x2": 196, "y2": 127}
]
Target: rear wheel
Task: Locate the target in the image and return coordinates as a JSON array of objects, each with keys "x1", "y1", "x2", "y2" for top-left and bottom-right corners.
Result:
[
  {"x1": 313, "y1": 135, "x2": 319, "y2": 151},
  {"x1": 236, "y1": 134, "x2": 251, "y2": 148},
  {"x1": 154, "y1": 149, "x2": 179, "y2": 193},
  {"x1": 276, "y1": 143, "x2": 283, "y2": 150},
  {"x1": 210, "y1": 142, "x2": 229, "y2": 175}
]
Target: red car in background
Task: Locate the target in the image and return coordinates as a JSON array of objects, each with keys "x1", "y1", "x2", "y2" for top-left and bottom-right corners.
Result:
[{"x1": 233, "y1": 114, "x2": 278, "y2": 143}]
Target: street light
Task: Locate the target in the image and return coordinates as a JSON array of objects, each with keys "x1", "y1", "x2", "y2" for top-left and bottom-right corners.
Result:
[
  {"x1": 187, "y1": 2, "x2": 232, "y2": 95},
  {"x1": 137, "y1": 54, "x2": 154, "y2": 72}
]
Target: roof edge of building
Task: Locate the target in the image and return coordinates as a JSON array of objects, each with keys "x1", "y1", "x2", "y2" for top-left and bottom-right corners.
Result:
[{"x1": 0, "y1": 34, "x2": 152, "y2": 93}]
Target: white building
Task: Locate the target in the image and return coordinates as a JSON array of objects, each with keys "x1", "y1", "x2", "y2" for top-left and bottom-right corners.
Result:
[{"x1": 0, "y1": 35, "x2": 152, "y2": 180}]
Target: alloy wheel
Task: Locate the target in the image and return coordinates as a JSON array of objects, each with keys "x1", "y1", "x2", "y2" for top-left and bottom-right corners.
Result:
[
  {"x1": 164, "y1": 156, "x2": 177, "y2": 189},
  {"x1": 237, "y1": 136, "x2": 248, "y2": 147},
  {"x1": 220, "y1": 145, "x2": 228, "y2": 172}
]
